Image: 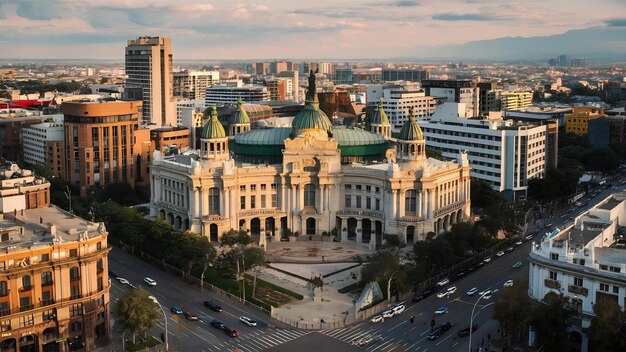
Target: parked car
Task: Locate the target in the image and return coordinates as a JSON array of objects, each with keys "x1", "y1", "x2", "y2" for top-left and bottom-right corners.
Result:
[
  {"x1": 144, "y1": 277, "x2": 157, "y2": 286},
  {"x1": 412, "y1": 294, "x2": 425, "y2": 303},
  {"x1": 514, "y1": 240, "x2": 523, "y2": 246},
  {"x1": 483, "y1": 257, "x2": 492, "y2": 264},
  {"x1": 392, "y1": 304, "x2": 405, "y2": 315},
  {"x1": 204, "y1": 300, "x2": 222, "y2": 312},
  {"x1": 479, "y1": 290, "x2": 493, "y2": 299},
  {"x1": 116, "y1": 277, "x2": 129, "y2": 285},
  {"x1": 436, "y1": 278, "x2": 450, "y2": 287},
  {"x1": 222, "y1": 326, "x2": 238, "y2": 338},
  {"x1": 370, "y1": 315, "x2": 384, "y2": 323},
  {"x1": 183, "y1": 312, "x2": 198, "y2": 321},
  {"x1": 458, "y1": 324, "x2": 479, "y2": 337},
  {"x1": 512, "y1": 261, "x2": 523, "y2": 268},
  {"x1": 503, "y1": 280, "x2": 514, "y2": 287},
  {"x1": 495, "y1": 251, "x2": 505, "y2": 257},
  {"x1": 505, "y1": 247, "x2": 514, "y2": 253},
  {"x1": 434, "y1": 306, "x2": 448, "y2": 315},
  {"x1": 382, "y1": 309, "x2": 395, "y2": 318},
  {"x1": 466, "y1": 287, "x2": 478, "y2": 296},
  {"x1": 170, "y1": 306, "x2": 183, "y2": 314},
  {"x1": 239, "y1": 316, "x2": 257, "y2": 327},
  {"x1": 210, "y1": 320, "x2": 224, "y2": 329}
]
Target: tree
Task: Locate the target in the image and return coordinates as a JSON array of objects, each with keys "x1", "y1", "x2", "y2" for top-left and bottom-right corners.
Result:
[
  {"x1": 360, "y1": 251, "x2": 404, "y2": 301},
  {"x1": 531, "y1": 293, "x2": 570, "y2": 352},
  {"x1": 243, "y1": 247, "x2": 265, "y2": 298},
  {"x1": 220, "y1": 229, "x2": 251, "y2": 280},
  {"x1": 470, "y1": 178, "x2": 503, "y2": 209},
  {"x1": 117, "y1": 288, "x2": 161, "y2": 343},
  {"x1": 493, "y1": 280, "x2": 532, "y2": 342},
  {"x1": 588, "y1": 299, "x2": 626, "y2": 351}
]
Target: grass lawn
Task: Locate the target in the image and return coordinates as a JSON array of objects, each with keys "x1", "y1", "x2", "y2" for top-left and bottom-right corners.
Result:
[
  {"x1": 338, "y1": 281, "x2": 364, "y2": 294},
  {"x1": 125, "y1": 336, "x2": 160, "y2": 352}
]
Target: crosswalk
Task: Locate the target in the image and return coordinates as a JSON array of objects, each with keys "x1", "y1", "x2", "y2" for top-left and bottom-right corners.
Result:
[
  {"x1": 206, "y1": 327, "x2": 310, "y2": 352},
  {"x1": 320, "y1": 324, "x2": 423, "y2": 352}
]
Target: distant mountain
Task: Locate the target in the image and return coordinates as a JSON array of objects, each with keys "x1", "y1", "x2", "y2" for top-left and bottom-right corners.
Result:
[{"x1": 419, "y1": 27, "x2": 626, "y2": 62}]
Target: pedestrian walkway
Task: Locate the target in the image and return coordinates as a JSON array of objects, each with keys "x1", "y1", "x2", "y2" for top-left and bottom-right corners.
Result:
[{"x1": 205, "y1": 328, "x2": 310, "y2": 352}]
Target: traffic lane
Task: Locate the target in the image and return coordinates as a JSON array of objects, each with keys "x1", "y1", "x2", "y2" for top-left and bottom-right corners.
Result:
[{"x1": 108, "y1": 247, "x2": 276, "y2": 341}]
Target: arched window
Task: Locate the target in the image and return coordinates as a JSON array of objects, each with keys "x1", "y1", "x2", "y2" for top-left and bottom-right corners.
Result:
[
  {"x1": 304, "y1": 184, "x2": 315, "y2": 207},
  {"x1": 208, "y1": 187, "x2": 220, "y2": 215},
  {"x1": 405, "y1": 190, "x2": 417, "y2": 215}
]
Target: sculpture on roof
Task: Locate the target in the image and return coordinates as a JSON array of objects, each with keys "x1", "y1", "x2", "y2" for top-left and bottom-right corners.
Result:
[{"x1": 307, "y1": 69, "x2": 318, "y2": 102}]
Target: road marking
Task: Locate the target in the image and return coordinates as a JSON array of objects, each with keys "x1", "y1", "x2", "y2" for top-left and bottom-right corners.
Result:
[{"x1": 406, "y1": 341, "x2": 421, "y2": 350}]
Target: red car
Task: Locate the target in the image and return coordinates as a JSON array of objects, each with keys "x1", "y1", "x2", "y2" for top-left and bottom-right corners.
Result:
[
  {"x1": 458, "y1": 324, "x2": 479, "y2": 337},
  {"x1": 222, "y1": 326, "x2": 238, "y2": 338}
]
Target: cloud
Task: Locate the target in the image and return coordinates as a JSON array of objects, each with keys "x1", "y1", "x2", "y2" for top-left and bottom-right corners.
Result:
[
  {"x1": 231, "y1": 4, "x2": 269, "y2": 19},
  {"x1": 393, "y1": 1, "x2": 420, "y2": 7},
  {"x1": 605, "y1": 18, "x2": 626, "y2": 27},
  {"x1": 432, "y1": 13, "x2": 500, "y2": 21}
]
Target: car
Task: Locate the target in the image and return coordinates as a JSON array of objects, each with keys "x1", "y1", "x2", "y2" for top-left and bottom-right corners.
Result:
[
  {"x1": 483, "y1": 257, "x2": 492, "y2": 264},
  {"x1": 505, "y1": 247, "x2": 514, "y2": 253},
  {"x1": 456, "y1": 271, "x2": 466, "y2": 278},
  {"x1": 210, "y1": 320, "x2": 224, "y2": 329},
  {"x1": 116, "y1": 277, "x2": 129, "y2": 285},
  {"x1": 446, "y1": 286, "x2": 457, "y2": 295},
  {"x1": 170, "y1": 306, "x2": 183, "y2": 314},
  {"x1": 412, "y1": 294, "x2": 425, "y2": 303},
  {"x1": 144, "y1": 277, "x2": 157, "y2": 286},
  {"x1": 434, "y1": 306, "x2": 448, "y2": 315},
  {"x1": 514, "y1": 240, "x2": 523, "y2": 246},
  {"x1": 436, "y1": 291, "x2": 448, "y2": 299},
  {"x1": 436, "y1": 278, "x2": 450, "y2": 287},
  {"x1": 370, "y1": 315, "x2": 384, "y2": 323},
  {"x1": 466, "y1": 287, "x2": 478, "y2": 296},
  {"x1": 503, "y1": 280, "x2": 514, "y2": 287},
  {"x1": 148, "y1": 296, "x2": 159, "y2": 305},
  {"x1": 392, "y1": 304, "x2": 405, "y2": 315},
  {"x1": 204, "y1": 300, "x2": 222, "y2": 312},
  {"x1": 512, "y1": 261, "x2": 523, "y2": 268},
  {"x1": 428, "y1": 322, "x2": 452, "y2": 340},
  {"x1": 183, "y1": 312, "x2": 198, "y2": 321},
  {"x1": 479, "y1": 290, "x2": 493, "y2": 299},
  {"x1": 222, "y1": 326, "x2": 238, "y2": 338},
  {"x1": 382, "y1": 309, "x2": 395, "y2": 318},
  {"x1": 495, "y1": 251, "x2": 505, "y2": 257},
  {"x1": 239, "y1": 316, "x2": 257, "y2": 327},
  {"x1": 458, "y1": 324, "x2": 479, "y2": 337},
  {"x1": 525, "y1": 234, "x2": 534, "y2": 240}
]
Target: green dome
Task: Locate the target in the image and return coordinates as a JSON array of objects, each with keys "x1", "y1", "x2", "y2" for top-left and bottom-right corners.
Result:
[
  {"x1": 291, "y1": 100, "x2": 333, "y2": 136},
  {"x1": 398, "y1": 114, "x2": 424, "y2": 141},
  {"x1": 201, "y1": 106, "x2": 226, "y2": 139},
  {"x1": 231, "y1": 98, "x2": 250, "y2": 125},
  {"x1": 371, "y1": 98, "x2": 390, "y2": 126}
]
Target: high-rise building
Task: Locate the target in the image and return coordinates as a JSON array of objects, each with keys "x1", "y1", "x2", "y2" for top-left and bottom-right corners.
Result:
[
  {"x1": 422, "y1": 80, "x2": 480, "y2": 117},
  {"x1": 265, "y1": 78, "x2": 289, "y2": 101},
  {"x1": 22, "y1": 121, "x2": 64, "y2": 167},
  {"x1": 0, "y1": 162, "x2": 111, "y2": 351},
  {"x1": 381, "y1": 68, "x2": 430, "y2": 83},
  {"x1": 477, "y1": 82, "x2": 502, "y2": 115},
  {"x1": 270, "y1": 61, "x2": 293, "y2": 74},
  {"x1": 367, "y1": 83, "x2": 436, "y2": 131},
  {"x1": 276, "y1": 71, "x2": 300, "y2": 102},
  {"x1": 334, "y1": 67, "x2": 354, "y2": 84},
  {"x1": 61, "y1": 101, "x2": 149, "y2": 196},
  {"x1": 255, "y1": 62, "x2": 270, "y2": 75},
  {"x1": 173, "y1": 70, "x2": 220, "y2": 100},
  {"x1": 124, "y1": 36, "x2": 176, "y2": 127},
  {"x1": 565, "y1": 106, "x2": 605, "y2": 135}
]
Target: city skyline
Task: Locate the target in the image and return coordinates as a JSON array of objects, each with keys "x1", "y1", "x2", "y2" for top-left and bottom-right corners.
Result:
[{"x1": 0, "y1": 0, "x2": 625, "y2": 60}]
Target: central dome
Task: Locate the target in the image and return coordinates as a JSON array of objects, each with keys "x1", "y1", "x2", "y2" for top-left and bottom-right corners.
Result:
[{"x1": 291, "y1": 69, "x2": 333, "y2": 136}]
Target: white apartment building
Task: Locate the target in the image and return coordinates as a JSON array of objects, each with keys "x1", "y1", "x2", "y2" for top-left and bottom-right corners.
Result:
[
  {"x1": 22, "y1": 122, "x2": 64, "y2": 166},
  {"x1": 420, "y1": 103, "x2": 548, "y2": 200},
  {"x1": 173, "y1": 70, "x2": 220, "y2": 100},
  {"x1": 205, "y1": 84, "x2": 269, "y2": 106},
  {"x1": 529, "y1": 190, "x2": 626, "y2": 328},
  {"x1": 367, "y1": 83, "x2": 436, "y2": 131}
]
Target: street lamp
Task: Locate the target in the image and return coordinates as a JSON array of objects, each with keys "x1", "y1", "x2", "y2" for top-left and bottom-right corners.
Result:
[
  {"x1": 64, "y1": 186, "x2": 73, "y2": 214},
  {"x1": 152, "y1": 298, "x2": 168, "y2": 351},
  {"x1": 468, "y1": 293, "x2": 493, "y2": 352}
]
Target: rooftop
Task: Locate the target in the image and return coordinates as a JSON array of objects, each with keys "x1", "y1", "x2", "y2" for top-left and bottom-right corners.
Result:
[{"x1": 598, "y1": 197, "x2": 622, "y2": 211}]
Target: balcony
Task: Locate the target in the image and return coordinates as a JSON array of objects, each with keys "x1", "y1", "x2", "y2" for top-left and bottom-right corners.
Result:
[
  {"x1": 70, "y1": 294, "x2": 83, "y2": 300},
  {"x1": 20, "y1": 285, "x2": 33, "y2": 292},
  {"x1": 41, "y1": 299, "x2": 55, "y2": 307},
  {"x1": 544, "y1": 278, "x2": 561, "y2": 290},
  {"x1": 568, "y1": 285, "x2": 589, "y2": 297},
  {"x1": 0, "y1": 308, "x2": 11, "y2": 317},
  {"x1": 19, "y1": 304, "x2": 34, "y2": 312}
]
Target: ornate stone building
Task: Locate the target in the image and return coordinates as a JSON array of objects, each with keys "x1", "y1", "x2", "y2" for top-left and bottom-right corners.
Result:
[{"x1": 149, "y1": 73, "x2": 471, "y2": 245}]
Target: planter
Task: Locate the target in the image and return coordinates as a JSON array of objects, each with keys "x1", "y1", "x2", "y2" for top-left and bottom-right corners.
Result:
[
  {"x1": 544, "y1": 278, "x2": 561, "y2": 289},
  {"x1": 568, "y1": 285, "x2": 588, "y2": 296}
]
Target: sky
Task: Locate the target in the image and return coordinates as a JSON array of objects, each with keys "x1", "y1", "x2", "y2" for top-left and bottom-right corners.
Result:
[{"x1": 0, "y1": 0, "x2": 625, "y2": 60}]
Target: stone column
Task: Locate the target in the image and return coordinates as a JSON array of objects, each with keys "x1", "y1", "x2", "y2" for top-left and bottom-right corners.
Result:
[
  {"x1": 418, "y1": 191, "x2": 423, "y2": 219},
  {"x1": 427, "y1": 189, "x2": 433, "y2": 219},
  {"x1": 391, "y1": 189, "x2": 397, "y2": 219},
  {"x1": 224, "y1": 188, "x2": 230, "y2": 219},
  {"x1": 197, "y1": 189, "x2": 203, "y2": 219},
  {"x1": 340, "y1": 217, "x2": 347, "y2": 242},
  {"x1": 356, "y1": 219, "x2": 363, "y2": 243},
  {"x1": 399, "y1": 190, "x2": 406, "y2": 218}
]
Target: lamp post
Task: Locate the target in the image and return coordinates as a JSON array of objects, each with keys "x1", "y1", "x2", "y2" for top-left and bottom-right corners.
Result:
[
  {"x1": 153, "y1": 298, "x2": 168, "y2": 351},
  {"x1": 64, "y1": 186, "x2": 72, "y2": 214},
  {"x1": 469, "y1": 293, "x2": 492, "y2": 352}
]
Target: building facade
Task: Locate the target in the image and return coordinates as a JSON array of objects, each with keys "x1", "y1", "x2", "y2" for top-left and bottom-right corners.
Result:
[
  {"x1": 0, "y1": 163, "x2": 110, "y2": 351},
  {"x1": 528, "y1": 190, "x2": 626, "y2": 328},
  {"x1": 149, "y1": 78, "x2": 471, "y2": 245},
  {"x1": 124, "y1": 36, "x2": 176, "y2": 127},
  {"x1": 422, "y1": 80, "x2": 480, "y2": 117},
  {"x1": 173, "y1": 70, "x2": 220, "y2": 100},
  {"x1": 205, "y1": 85, "x2": 269, "y2": 106},
  {"x1": 0, "y1": 161, "x2": 50, "y2": 214},
  {"x1": 500, "y1": 91, "x2": 533, "y2": 111},
  {"x1": 565, "y1": 106, "x2": 605, "y2": 135},
  {"x1": 381, "y1": 68, "x2": 430, "y2": 83},
  {"x1": 22, "y1": 122, "x2": 64, "y2": 167}
]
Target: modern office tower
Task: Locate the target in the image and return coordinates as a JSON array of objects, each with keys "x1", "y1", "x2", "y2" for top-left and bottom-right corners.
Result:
[
  {"x1": 0, "y1": 162, "x2": 111, "y2": 351},
  {"x1": 61, "y1": 101, "x2": 148, "y2": 196},
  {"x1": 565, "y1": 106, "x2": 605, "y2": 135},
  {"x1": 334, "y1": 67, "x2": 354, "y2": 84},
  {"x1": 381, "y1": 68, "x2": 430, "y2": 83},
  {"x1": 205, "y1": 83, "x2": 270, "y2": 106},
  {"x1": 477, "y1": 82, "x2": 502, "y2": 115},
  {"x1": 529, "y1": 190, "x2": 626, "y2": 328},
  {"x1": 270, "y1": 61, "x2": 293, "y2": 74},
  {"x1": 421, "y1": 103, "x2": 549, "y2": 200},
  {"x1": 22, "y1": 121, "x2": 64, "y2": 167},
  {"x1": 124, "y1": 36, "x2": 176, "y2": 127},
  {"x1": 422, "y1": 80, "x2": 480, "y2": 117},
  {"x1": 367, "y1": 83, "x2": 436, "y2": 131},
  {"x1": 558, "y1": 54, "x2": 570, "y2": 67},
  {"x1": 500, "y1": 91, "x2": 533, "y2": 111},
  {"x1": 173, "y1": 70, "x2": 220, "y2": 100},
  {"x1": 255, "y1": 62, "x2": 270, "y2": 75}
]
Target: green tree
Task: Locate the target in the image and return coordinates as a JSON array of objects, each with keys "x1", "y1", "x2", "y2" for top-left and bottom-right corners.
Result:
[
  {"x1": 360, "y1": 251, "x2": 405, "y2": 301},
  {"x1": 220, "y1": 229, "x2": 251, "y2": 280},
  {"x1": 117, "y1": 288, "x2": 161, "y2": 343},
  {"x1": 243, "y1": 247, "x2": 265, "y2": 298},
  {"x1": 587, "y1": 299, "x2": 626, "y2": 351},
  {"x1": 470, "y1": 178, "x2": 503, "y2": 209},
  {"x1": 493, "y1": 280, "x2": 532, "y2": 342},
  {"x1": 532, "y1": 292, "x2": 570, "y2": 352}
]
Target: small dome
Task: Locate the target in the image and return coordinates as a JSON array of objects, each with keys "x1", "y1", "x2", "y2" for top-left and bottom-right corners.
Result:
[
  {"x1": 231, "y1": 98, "x2": 250, "y2": 125},
  {"x1": 398, "y1": 113, "x2": 424, "y2": 141},
  {"x1": 371, "y1": 98, "x2": 390, "y2": 126},
  {"x1": 291, "y1": 101, "x2": 333, "y2": 136},
  {"x1": 201, "y1": 106, "x2": 226, "y2": 139}
]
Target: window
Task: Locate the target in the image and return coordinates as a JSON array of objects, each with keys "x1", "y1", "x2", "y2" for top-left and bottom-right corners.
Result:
[
  {"x1": 251, "y1": 185, "x2": 256, "y2": 191},
  {"x1": 70, "y1": 284, "x2": 81, "y2": 300},
  {"x1": 0, "y1": 281, "x2": 6, "y2": 296},
  {"x1": 600, "y1": 283, "x2": 610, "y2": 292},
  {"x1": 41, "y1": 253, "x2": 50, "y2": 262},
  {"x1": 70, "y1": 267, "x2": 80, "y2": 281},
  {"x1": 375, "y1": 187, "x2": 380, "y2": 193},
  {"x1": 549, "y1": 271, "x2": 558, "y2": 280},
  {"x1": 271, "y1": 194, "x2": 277, "y2": 208},
  {"x1": 613, "y1": 286, "x2": 619, "y2": 294},
  {"x1": 240, "y1": 196, "x2": 246, "y2": 210},
  {"x1": 356, "y1": 185, "x2": 362, "y2": 190},
  {"x1": 261, "y1": 195, "x2": 266, "y2": 208},
  {"x1": 261, "y1": 184, "x2": 266, "y2": 191},
  {"x1": 271, "y1": 183, "x2": 277, "y2": 190},
  {"x1": 366, "y1": 186, "x2": 371, "y2": 192},
  {"x1": 70, "y1": 304, "x2": 83, "y2": 317},
  {"x1": 345, "y1": 184, "x2": 352, "y2": 190},
  {"x1": 356, "y1": 196, "x2": 362, "y2": 208},
  {"x1": 366, "y1": 197, "x2": 371, "y2": 209},
  {"x1": 19, "y1": 314, "x2": 34, "y2": 328},
  {"x1": 405, "y1": 190, "x2": 417, "y2": 215},
  {"x1": 41, "y1": 291, "x2": 52, "y2": 306},
  {"x1": 22, "y1": 275, "x2": 32, "y2": 290},
  {"x1": 96, "y1": 259, "x2": 103, "y2": 273},
  {"x1": 42, "y1": 309, "x2": 55, "y2": 322},
  {"x1": 345, "y1": 195, "x2": 351, "y2": 208},
  {"x1": 1, "y1": 320, "x2": 10, "y2": 332},
  {"x1": 41, "y1": 272, "x2": 53, "y2": 286},
  {"x1": 376, "y1": 199, "x2": 380, "y2": 211},
  {"x1": 574, "y1": 277, "x2": 583, "y2": 287},
  {"x1": 19, "y1": 297, "x2": 32, "y2": 311},
  {"x1": 550, "y1": 253, "x2": 559, "y2": 261},
  {"x1": 304, "y1": 184, "x2": 315, "y2": 207},
  {"x1": 208, "y1": 187, "x2": 220, "y2": 215},
  {"x1": 250, "y1": 195, "x2": 256, "y2": 209},
  {"x1": 70, "y1": 321, "x2": 82, "y2": 332},
  {"x1": 240, "y1": 185, "x2": 246, "y2": 192},
  {"x1": 69, "y1": 249, "x2": 77, "y2": 258},
  {"x1": 0, "y1": 302, "x2": 9, "y2": 317},
  {"x1": 97, "y1": 277, "x2": 103, "y2": 291}
]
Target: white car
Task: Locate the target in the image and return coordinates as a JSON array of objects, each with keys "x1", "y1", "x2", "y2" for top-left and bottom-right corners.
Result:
[
  {"x1": 446, "y1": 286, "x2": 457, "y2": 295},
  {"x1": 479, "y1": 290, "x2": 493, "y2": 299},
  {"x1": 370, "y1": 315, "x2": 384, "y2": 323},
  {"x1": 503, "y1": 280, "x2": 514, "y2": 287},
  {"x1": 436, "y1": 278, "x2": 450, "y2": 287},
  {"x1": 436, "y1": 291, "x2": 448, "y2": 299},
  {"x1": 483, "y1": 257, "x2": 492, "y2": 264},
  {"x1": 144, "y1": 277, "x2": 157, "y2": 286},
  {"x1": 148, "y1": 296, "x2": 159, "y2": 305},
  {"x1": 495, "y1": 251, "x2": 505, "y2": 257},
  {"x1": 434, "y1": 306, "x2": 448, "y2": 315},
  {"x1": 116, "y1": 277, "x2": 129, "y2": 285},
  {"x1": 382, "y1": 309, "x2": 395, "y2": 318},
  {"x1": 392, "y1": 304, "x2": 405, "y2": 315},
  {"x1": 239, "y1": 316, "x2": 257, "y2": 327},
  {"x1": 466, "y1": 287, "x2": 478, "y2": 296},
  {"x1": 514, "y1": 240, "x2": 523, "y2": 246}
]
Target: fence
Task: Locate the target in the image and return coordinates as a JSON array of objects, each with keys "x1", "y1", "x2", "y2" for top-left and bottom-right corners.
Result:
[
  {"x1": 270, "y1": 308, "x2": 349, "y2": 330},
  {"x1": 355, "y1": 299, "x2": 390, "y2": 321}
]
